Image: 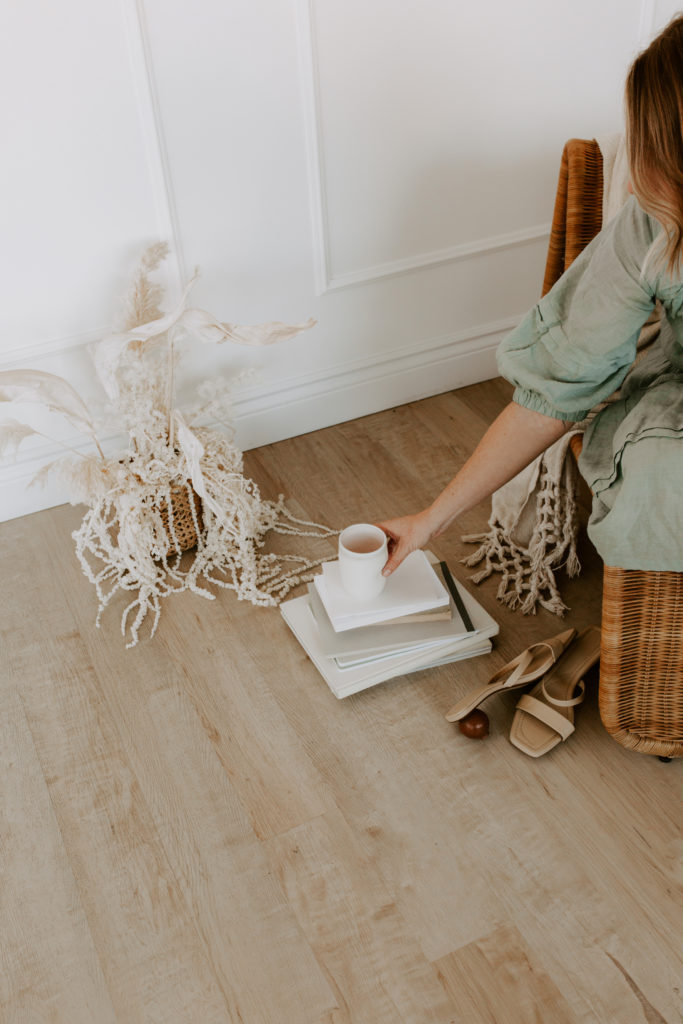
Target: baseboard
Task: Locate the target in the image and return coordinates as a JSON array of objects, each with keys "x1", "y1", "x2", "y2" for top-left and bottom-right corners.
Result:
[
  {"x1": 0, "y1": 315, "x2": 519, "y2": 522},
  {"x1": 230, "y1": 315, "x2": 516, "y2": 449}
]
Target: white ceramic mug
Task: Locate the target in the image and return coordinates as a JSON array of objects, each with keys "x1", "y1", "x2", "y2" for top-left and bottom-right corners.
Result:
[{"x1": 338, "y1": 523, "x2": 389, "y2": 601}]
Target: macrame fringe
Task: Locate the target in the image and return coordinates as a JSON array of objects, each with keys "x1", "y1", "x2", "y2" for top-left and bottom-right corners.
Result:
[{"x1": 461, "y1": 456, "x2": 581, "y2": 616}]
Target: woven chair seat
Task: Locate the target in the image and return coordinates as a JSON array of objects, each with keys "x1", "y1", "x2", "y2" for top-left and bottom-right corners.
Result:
[{"x1": 600, "y1": 567, "x2": 683, "y2": 757}]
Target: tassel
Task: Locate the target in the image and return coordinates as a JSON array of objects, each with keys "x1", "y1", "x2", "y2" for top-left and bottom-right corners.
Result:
[
  {"x1": 469, "y1": 566, "x2": 494, "y2": 585},
  {"x1": 566, "y1": 549, "x2": 581, "y2": 577}
]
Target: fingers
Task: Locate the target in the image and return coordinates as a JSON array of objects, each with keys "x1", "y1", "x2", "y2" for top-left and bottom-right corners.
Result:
[
  {"x1": 375, "y1": 519, "x2": 396, "y2": 541},
  {"x1": 375, "y1": 512, "x2": 434, "y2": 576},
  {"x1": 382, "y1": 544, "x2": 408, "y2": 576},
  {"x1": 375, "y1": 521, "x2": 404, "y2": 575},
  {"x1": 376, "y1": 523, "x2": 412, "y2": 576}
]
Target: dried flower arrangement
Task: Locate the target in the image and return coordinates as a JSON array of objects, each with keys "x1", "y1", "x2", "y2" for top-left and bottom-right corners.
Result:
[{"x1": 0, "y1": 244, "x2": 336, "y2": 646}]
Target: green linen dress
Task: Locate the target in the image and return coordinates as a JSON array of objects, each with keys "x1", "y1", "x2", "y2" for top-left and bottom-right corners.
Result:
[{"x1": 497, "y1": 196, "x2": 683, "y2": 571}]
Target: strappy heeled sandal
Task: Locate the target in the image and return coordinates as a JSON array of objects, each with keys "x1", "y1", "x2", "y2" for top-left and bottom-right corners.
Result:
[
  {"x1": 508, "y1": 626, "x2": 601, "y2": 757},
  {"x1": 444, "y1": 627, "x2": 577, "y2": 723}
]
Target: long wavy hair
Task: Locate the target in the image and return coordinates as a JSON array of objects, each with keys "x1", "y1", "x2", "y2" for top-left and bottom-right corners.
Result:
[{"x1": 625, "y1": 13, "x2": 683, "y2": 276}]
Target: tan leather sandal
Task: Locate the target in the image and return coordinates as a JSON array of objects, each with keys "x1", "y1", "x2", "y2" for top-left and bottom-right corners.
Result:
[
  {"x1": 508, "y1": 626, "x2": 601, "y2": 757},
  {"x1": 444, "y1": 627, "x2": 577, "y2": 723}
]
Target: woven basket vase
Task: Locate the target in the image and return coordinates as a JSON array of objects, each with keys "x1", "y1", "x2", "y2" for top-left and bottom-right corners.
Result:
[{"x1": 159, "y1": 483, "x2": 203, "y2": 552}]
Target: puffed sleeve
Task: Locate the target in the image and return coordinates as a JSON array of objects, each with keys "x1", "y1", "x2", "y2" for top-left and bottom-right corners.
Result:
[{"x1": 497, "y1": 197, "x2": 658, "y2": 421}]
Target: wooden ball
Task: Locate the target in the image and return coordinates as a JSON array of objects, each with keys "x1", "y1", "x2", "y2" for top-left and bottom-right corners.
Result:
[{"x1": 458, "y1": 708, "x2": 490, "y2": 739}]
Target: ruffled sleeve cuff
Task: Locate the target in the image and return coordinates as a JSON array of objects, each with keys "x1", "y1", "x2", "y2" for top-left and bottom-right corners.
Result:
[{"x1": 512, "y1": 386, "x2": 590, "y2": 423}]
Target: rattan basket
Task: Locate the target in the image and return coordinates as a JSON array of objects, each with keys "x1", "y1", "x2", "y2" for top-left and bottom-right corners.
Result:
[
  {"x1": 159, "y1": 482, "x2": 203, "y2": 552},
  {"x1": 599, "y1": 566, "x2": 683, "y2": 758}
]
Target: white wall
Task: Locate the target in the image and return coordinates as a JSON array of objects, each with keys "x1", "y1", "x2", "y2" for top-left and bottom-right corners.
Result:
[{"x1": 1, "y1": 0, "x2": 679, "y2": 520}]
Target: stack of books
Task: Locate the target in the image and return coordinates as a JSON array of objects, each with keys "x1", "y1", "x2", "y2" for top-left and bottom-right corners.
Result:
[{"x1": 280, "y1": 549, "x2": 498, "y2": 698}]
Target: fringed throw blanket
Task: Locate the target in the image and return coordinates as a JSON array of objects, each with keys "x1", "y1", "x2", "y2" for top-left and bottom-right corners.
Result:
[{"x1": 461, "y1": 430, "x2": 582, "y2": 615}]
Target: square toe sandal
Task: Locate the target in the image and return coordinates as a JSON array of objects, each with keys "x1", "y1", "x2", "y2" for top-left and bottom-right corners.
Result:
[
  {"x1": 444, "y1": 627, "x2": 577, "y2": 722},
  {"x1": 508, "y1": 626, "x2": 602, "y2": 757}
]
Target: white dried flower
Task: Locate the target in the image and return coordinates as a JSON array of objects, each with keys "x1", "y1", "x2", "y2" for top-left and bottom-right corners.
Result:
[{"x1": 1, "y1": 243, "x2": 335, "y2": 646}]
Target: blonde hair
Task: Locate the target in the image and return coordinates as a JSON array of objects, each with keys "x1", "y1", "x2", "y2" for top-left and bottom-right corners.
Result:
[{"x1": 625, "y1": 13, "x2": 683, "y2": 276}]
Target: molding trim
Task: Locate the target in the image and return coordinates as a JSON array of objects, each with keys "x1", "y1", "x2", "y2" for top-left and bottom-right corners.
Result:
[
  {"x1": 222, "y1": 312, "x2": 518, "y2": 450},
  {"x1": 0, "y1": 326, "x2": 111, "y2": 368},
  {"x1": 325, "y1": 225, "x2": 550, "y2": 291},
  {"x1": 295, "y1": 0, "x2": 331, "y2": 295},
  {"x1": 231, "y1": 313, "x2": 520, "y2": 417},
  {"x1": 120, "y1": 0, "x2": 186, "y2": 298},
  {"x1": 0, "y1": 313, "x2": 520, "y2": 521},
  {"x1": 295, "y1": 0, "x2": 550, "y2": 293}
]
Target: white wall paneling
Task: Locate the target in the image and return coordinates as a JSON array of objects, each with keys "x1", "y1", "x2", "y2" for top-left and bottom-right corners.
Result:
[
  {"x1": 0, "y1": 0, "x2": 674, "y2": 520},
  {"x1": 0, "y1": 1, "x2": 172, "y2": 359},
  {"x1": 119, "y1": 0, "x2": 186, "y2": 297}
]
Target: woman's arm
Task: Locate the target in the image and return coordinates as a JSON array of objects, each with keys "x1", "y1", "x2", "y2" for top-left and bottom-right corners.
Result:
[
  {"x1": 378, "y1": 400, "x2": 572, "y2": 575},
  {"x1": 378, "y1": 200, "x2": 656, "y2": 576}
]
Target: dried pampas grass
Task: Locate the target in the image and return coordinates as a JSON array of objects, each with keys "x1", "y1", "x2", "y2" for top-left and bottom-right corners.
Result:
[
  {"x1": 1, "y1": 244, "x2": 334, "y2": 646},
  {"x1": 0, "y1": 419, "x2": 39, "y2": 458},
  {"x1": 121, "y1": 239, "x2": 169, "y2": 330}
]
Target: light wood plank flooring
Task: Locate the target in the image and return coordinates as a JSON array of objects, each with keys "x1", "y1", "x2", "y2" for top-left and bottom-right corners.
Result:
[{"x1": 1, "y1": 379, "x2": 681, "y2": 1024}]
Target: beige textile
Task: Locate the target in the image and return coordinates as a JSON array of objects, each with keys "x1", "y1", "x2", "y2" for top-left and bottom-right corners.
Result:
[
  {"x1": 598, "y1": 132, "x2": 630, "y2": 225},
  {"x1": 461, "y1": 430, "x2": 582, "y2": 615},
  {"x1": 462, "y1": 134, "x2": 660, "y2": 614}
]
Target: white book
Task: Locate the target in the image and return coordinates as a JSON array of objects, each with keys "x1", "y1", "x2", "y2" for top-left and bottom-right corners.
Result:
[
  {"x1": 307, "y1": 562, "x2": 470, "y2": 661},
  {"x1": 315, "y1": 549, "x2": 449, "y2": 632},
  {"x1": 280, "y1": 576, "x2": 499, "y2": 699},
  {"x1": 334, "y1": 636, "x2": 452, "y2": 670}
]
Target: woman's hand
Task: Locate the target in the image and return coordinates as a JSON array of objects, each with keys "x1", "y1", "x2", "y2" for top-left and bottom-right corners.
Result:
[{"x1": 376, "y1": 509, "x2": 441, "y2": 576}]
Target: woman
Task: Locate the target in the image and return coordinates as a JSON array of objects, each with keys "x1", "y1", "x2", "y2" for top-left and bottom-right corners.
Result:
[{"x1": 379, "y1": 15, "x2": 683, "y2": 578}]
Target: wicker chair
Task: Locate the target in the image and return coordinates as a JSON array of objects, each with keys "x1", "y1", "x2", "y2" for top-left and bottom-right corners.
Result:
[{"x1": 543, "y1": 139, "x2": 683, "y2": 759}]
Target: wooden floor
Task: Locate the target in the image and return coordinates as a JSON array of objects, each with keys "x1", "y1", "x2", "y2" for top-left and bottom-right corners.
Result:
[{"x1": 2, "y1": 379, "x2": 681, "y2": 1024}]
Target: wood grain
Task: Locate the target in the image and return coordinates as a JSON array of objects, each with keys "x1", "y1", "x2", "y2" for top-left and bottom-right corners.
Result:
[
  {"x1": 0, "y1": 687, "x2": 117, "y2": 1023},
  {"x1": 1, "y1": 381, "x2": 681, "y2": 1023},
  {"x1": 435, "y1": 923, "x2": 575, "y2": 1024}
]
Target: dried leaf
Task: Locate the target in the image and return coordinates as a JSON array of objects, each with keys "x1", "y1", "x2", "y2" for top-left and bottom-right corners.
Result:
[
  {"x1": 0, "y1": 369, "x2": 97, "y2": 440},
  {"x1": 180, "y1": 310, "x2": 317, "y2": 346},
  {"x1": 173, "y1": 411, "x2": 223, "y2": 517}
]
